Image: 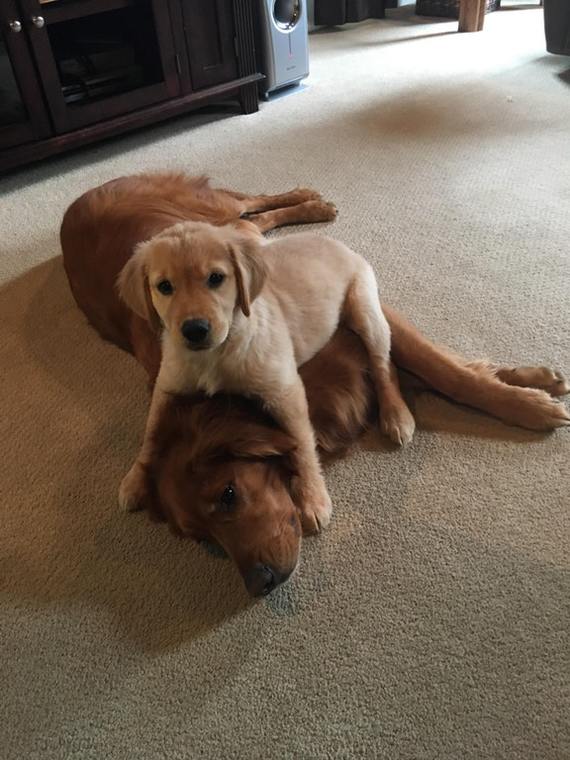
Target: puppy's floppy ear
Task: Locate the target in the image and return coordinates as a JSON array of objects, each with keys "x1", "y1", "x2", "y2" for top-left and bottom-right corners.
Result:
[
  {"x1": 117, "y1": 243, "x2": 161, "y2": 331},
  {"x1": 229, "y1": 239, "x2": 267, "y2": 317}
]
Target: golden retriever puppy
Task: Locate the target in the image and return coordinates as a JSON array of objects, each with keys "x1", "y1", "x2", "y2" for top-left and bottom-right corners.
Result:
[{"x1": 117, "y1": 223, "x2": 416, "y2": 532}]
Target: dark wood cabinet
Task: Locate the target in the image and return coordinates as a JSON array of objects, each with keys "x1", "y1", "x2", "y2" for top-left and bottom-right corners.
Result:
[
  {"x1": 0, "y1": 0, "x2": 51, "y2": 148},
  {"x1": 18, "y1": 0, "x2": 181, "y2": 132},
  {"x1": 0, "y1": 0, "x2": 261, "y2": 172},
  {"x1": 182, "y1": 0, "x2": 238, "y2": 91}
]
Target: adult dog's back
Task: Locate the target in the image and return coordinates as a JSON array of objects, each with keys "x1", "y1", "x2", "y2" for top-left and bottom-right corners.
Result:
[
  {"x1": 61, "y1": 174, "x2": 247, "y2": 358},
  {"x1": 62, "y1": 172, "x2": 334, "y2": 378}
]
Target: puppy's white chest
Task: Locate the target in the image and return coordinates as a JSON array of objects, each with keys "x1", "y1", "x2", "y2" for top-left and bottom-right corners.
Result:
[
  {"x1": 191, "y1": 362, "x2": 223, "y2": 396},
  {"x1": 158, "y1": 340, "x2": 221, "y2": 396},
  {"x1": 167, "y1": 356, "x2": 223, "y2": 396}
]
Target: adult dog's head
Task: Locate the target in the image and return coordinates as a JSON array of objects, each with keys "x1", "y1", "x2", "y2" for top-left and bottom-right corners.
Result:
[
  {"x1": 117, "y1": 222, "x2": 266, "y2": 349},
  {"x1": 146, "y1": 394, "x2": 302, "y2": 597},
  {"x1": 142, "y1": 329, "x2": 373, "y2": 597}
]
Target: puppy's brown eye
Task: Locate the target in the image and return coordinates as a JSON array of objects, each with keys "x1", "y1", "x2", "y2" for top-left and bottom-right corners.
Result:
[
  {"x1": 219, "y1": 484, "x2": 236, "y2": 512},
  {"x1": 208, "y1": 272, "x2": 225, "y2": 288},
  {"x1": 157, "y1": 280, "x2": 173, "y2": 295}
]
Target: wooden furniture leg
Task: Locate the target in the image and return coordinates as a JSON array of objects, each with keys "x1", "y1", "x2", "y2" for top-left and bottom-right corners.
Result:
[
  {"x1": 477, "y1": 0, "x2": 486, "y2": 29},
  {"x1": 459, "y1": 0, "x2": 486, "y2": 32}
]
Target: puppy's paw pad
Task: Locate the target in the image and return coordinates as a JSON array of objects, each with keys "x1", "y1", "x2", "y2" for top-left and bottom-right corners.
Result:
[
  {"x1": 118, "y1": 464, "x2": 148, "y2": 512},
  {"x1": 298, "y1": 485, "x2": 332, "y2": 535}
]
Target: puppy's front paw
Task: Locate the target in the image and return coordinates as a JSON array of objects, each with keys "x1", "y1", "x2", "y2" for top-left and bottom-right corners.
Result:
[
  {"x1": 381, "y1": 403, "x2": 416, "y2": 446},
  {"x1": 118, "y1": 461, "x2": 149, "y2": 513},
  {"x1": 297, "y1": 478, "x2": 332, "y2": 536}
]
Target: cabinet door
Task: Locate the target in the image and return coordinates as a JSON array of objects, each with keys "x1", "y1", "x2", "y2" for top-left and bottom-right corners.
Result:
[
  {"x1": 0, "y1": 0, "x2": 51, "y2": 150},
  {"x1": 17, "y1": 0, "x2": 181, "y2": 134},
  {"x1": 181, "y1": 0, "x2": 238, "y2": 90}
]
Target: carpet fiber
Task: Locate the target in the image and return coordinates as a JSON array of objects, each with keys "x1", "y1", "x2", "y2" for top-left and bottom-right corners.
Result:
[{"x1": 1, "y1": 7, "x2": 569, "y2": 759}]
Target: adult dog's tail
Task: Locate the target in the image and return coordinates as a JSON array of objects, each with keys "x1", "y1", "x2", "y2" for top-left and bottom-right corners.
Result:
[{"x1": 383, "y1": 305, "x2": 570, "y2": 431}]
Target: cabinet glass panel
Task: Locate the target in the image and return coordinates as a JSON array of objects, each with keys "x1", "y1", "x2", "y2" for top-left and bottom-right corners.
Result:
[
  {"x1": 45, "y1": 2, "x2": 165, "y2": 107},
  {"x1": 0, "y1": 34, "x2": 28, "y2": 126}
]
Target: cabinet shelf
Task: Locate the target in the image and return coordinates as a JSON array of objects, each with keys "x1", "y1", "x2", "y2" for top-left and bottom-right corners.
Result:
[{"x1": 42, "y1": 0, "x2": 136, "y2": 25}]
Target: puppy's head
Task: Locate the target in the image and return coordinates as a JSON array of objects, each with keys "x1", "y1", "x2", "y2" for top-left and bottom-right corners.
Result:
[
  {"x1": 117, "y1": 222, "x2": 267, "y2": 350},
  {"x1": 148, "y1": 396, "x2": 302, "y2": 597}
]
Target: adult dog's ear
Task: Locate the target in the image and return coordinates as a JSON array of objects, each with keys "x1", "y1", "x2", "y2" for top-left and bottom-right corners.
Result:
[
  {"x1": 117, "y1": 244, "x2": 161, "y2": 331},
  {"x1": 228, "y1": 423, "x2": 300, "y2": 492},
  {"x1": 229, "y1": 239, "x2": 267, "y2": 317},
  {"x1": 228, "y1": 423, "x2": 297, "y2": 461},
  {"x1": 195, "y1": 417, "x2": 297, "y2": 463}
]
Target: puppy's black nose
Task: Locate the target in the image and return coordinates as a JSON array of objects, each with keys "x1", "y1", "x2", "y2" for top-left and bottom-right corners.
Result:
[
  {"x1": 243, "y1": 564, "x2": 292, "y2": 597},
  {"x1": 181, "y1": 318, "x2": 210, "y2": 345}
]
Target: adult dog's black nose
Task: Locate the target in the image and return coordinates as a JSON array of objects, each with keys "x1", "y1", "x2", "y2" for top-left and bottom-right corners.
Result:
[
  {"x1": 181, "y1": 318, "x2": 210, "y2": 346},
  {"x1": 243, "y1": 563, "x2": 292, "y2": 597}
]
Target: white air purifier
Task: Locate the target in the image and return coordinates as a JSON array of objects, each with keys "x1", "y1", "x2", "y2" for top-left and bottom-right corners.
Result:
[{"x1": 257, "y1": 0, "x2": 310, "y2": 97}]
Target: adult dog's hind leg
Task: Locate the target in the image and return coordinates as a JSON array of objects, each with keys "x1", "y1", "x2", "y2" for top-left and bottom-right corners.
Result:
[
  {"x1": 343, "y1": 267, "x2": 415, "y2": 446},
  {"x1": 384, "y1": 305, "x2": 570, "y2": 431}
]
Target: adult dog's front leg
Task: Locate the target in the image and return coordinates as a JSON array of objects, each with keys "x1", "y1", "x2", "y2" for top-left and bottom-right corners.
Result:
[
  {"x1": 118, "y1": 385, "x2": 170, "y2": 512},
  {"x1": 265, "y1": 379, "x2": 332, "y2": 535},
  {"x1": 247, "y1": 200, "x2": 337, "y2": 233}
]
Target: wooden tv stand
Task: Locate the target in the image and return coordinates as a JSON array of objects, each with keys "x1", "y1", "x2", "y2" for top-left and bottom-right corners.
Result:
[{"x1": 0, "y1": 0, "x2": 262, "y2": 173}]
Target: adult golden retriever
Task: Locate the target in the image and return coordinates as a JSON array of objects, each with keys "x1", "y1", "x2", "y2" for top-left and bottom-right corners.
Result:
[{"x1": 62, "y1": 173, "x2": 569, "y2": 596}]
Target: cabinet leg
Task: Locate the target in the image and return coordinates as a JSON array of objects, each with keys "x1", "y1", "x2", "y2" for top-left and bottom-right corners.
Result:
[
  {"x1": 459, "y1": 0, "x2": 485, "y2": 32},
  {"x1": 239, "y1": 84, "x2": 259, "y2": 115},
  {"x1": 477, "y1": 0, "x2": 486, "y2": 30}
]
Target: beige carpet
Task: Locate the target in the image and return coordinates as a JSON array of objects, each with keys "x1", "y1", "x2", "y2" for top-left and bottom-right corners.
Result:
[{"x1": 1, "y1": 6, "x2": 569, "y2": 759}]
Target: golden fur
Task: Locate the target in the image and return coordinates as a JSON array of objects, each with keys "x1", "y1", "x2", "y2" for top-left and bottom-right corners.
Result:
[
  {"x1": 116, "y1": 218, "x2": 416, "y2": 535},
  {"x1": 61, "y1": 173, "x2": 570, "y2": 596}
]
